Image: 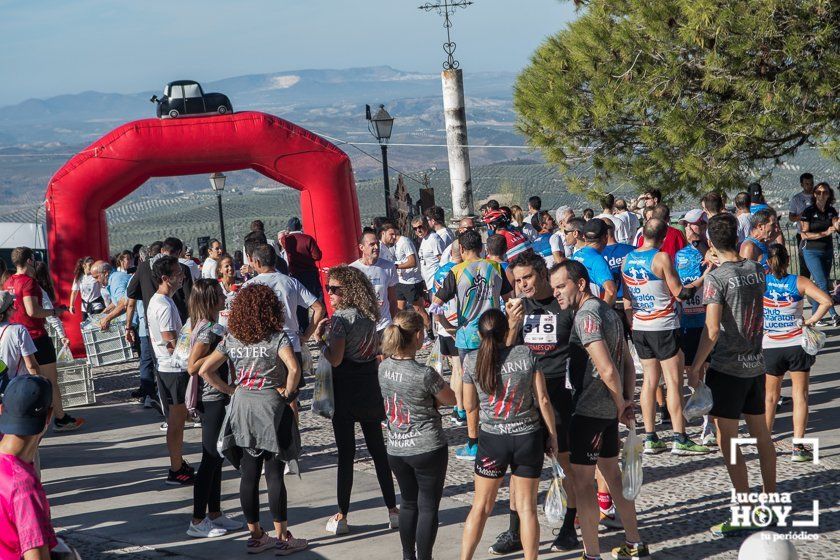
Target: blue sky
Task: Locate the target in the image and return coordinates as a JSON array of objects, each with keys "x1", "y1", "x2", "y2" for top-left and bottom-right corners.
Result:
[{"x1": 0, "y1": 0, "x2": 576, "y2": 106}]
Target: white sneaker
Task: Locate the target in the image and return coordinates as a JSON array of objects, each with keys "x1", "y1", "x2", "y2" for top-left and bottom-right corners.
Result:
[
  {"x1": 210, "y1": 513, "x2": 244, "y2": 531},
  {"x1": 187, "y1": 517, "x2": 227, "y2": 538},
  {"x1": 702, "y1": 433, "x2": 717, "y2": 447},
  {"x1": 326, "y1": 514, "x2": 349, "y2": 535},
  {"x1": 388, "y1": 510, "x2": 399, "y2": 529},
  {"x1": 285, "y1": 459, "x2": 300, "y2": 476},
  {"x1": 143, "y1": 396, "x2": 154, "y2": 408},
  {"x1": 159, "y1": 422, "x2": 168, "y2": 432}
]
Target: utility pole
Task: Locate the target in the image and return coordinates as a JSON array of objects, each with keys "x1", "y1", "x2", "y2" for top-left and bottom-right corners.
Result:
[{"x1": 419, "y1": 0, "x2": 475, "y2": 221}]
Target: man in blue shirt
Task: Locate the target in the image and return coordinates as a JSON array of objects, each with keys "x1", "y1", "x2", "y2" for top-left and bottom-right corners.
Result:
[
  {"x1": 92, "y1": 261, "x2": 132, "y2": 331},
  {"x1": 572, "y1": 219, "x2": 618, "y2": 306},
  {"x1": 600, "y1": 219, "x2": 636, "y2": 336}
]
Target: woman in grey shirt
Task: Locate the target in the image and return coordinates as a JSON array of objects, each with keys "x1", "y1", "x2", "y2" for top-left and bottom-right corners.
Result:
[
  {"x1": 379, "y1": 310, "x2": 455, "y2": 560},
  {"x1": 199, "y1": 283, "x2": 307, "y2": 555},
  {"x1": 313, "y1": 265, "x2": 398, "y2": 535}
]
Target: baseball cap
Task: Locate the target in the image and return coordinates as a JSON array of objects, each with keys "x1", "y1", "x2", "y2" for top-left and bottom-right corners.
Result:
[
  {"x1": 583, "y1": 218, "x2": 608, "y2": 240},
  {"x1": 682, "y1": 209, "x2": 707, "y2": 224},
  {"x1": 0, "y1": 375, "x2": 53, "y2": 436},
  {"x1": 0, "y1": 291, "x2": 14, "y2": 315},
  {"x1": 749, "y1": 182, "x2": 763, "y2": 198}
]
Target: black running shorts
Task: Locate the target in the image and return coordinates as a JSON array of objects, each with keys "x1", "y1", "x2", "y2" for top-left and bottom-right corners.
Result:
[
  {"x1": 157, "y1": 371, "x2": 189, "y2": 405},
  {"x1": 33, "y1": 335, "x2": 57, "y2": 366},
  {"x1": 569, "y1": 415, "x2": 620, "y2": 466},
  {"x1": 706, "y1": 369, "x2": 765, "y2": 419},
  {"x1": 763, "y1": 346, "x2": 815, "y2": 376},
  {"x1": 396, "y1": 282, "x2": 426, "y2": 305},
  {"x1": 475, "y1": 429, "x2": 544, "y2": 479},
  {"x1": 632, "y1": 329, "x2": 681, "y2": 361},
  {"x1": 680, "y1": 327, "x2": 709, "y2": 366},
  {"x1": 438, "y1": 335, "x2": 458, "y2": 358},
  {"x1": 544, "y1": 377, "x2": 572, "y2": 454}
]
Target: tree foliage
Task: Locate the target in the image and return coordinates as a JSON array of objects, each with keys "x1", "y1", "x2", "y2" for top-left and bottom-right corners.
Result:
[{"x1": 514, "y1": 0, "x2": 840, "y2": 200}]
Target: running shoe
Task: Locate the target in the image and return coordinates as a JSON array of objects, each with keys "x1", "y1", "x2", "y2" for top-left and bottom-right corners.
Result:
[
  {"x1": 776, "y1": 396, "x2": 792, "y2": 410},
  {"x1": 388, "y1": 510, "x2": 400, "y2": 529},
  {"x1": 325, "y1": 514, "x2": 349, "y2": 535},
  {"x1": 455, "y1": 441, "x2": 478, "y2": 460},
  {"x1": 159, "y1": 422, "x2": 168, "y2": 432},
  {"x1": 285, "y1": 459, "x2": 300, "y2": 476},
  {"x1": 186, "y1": 517, "x2": 227, "y2": 538},
  {"x1": 488, "y1": 530, "x2": 522, "y2": 555},
  {"x1": 165, "y1": 463, "x2": 195, "y2": 486},
  {"x1": 815, "y1": 318, "x2": 834, "y2": 328},
  {"x1": 600, "y1": 511, "x2": 623, "y2": 530},
  {"x1": 792, "y1": 445, "x2": 814, "y2": 463},
  {"x1": 643, "y1": 439, "x2": 668, "y2": 454},
  {"x1": 211, "y1": 513, "x2": 244, "y2": 531},
  {"x1": 275, "y1": 531, "x2": 308, "y2": 556},
  {"x1": 54, "y1": 414, "x2": 85, "y2": 432},
  {"x1": 550, "y1": 526, "x2": 579, "y2": 551},
  {"x1": 450, "y1": 409, "x2": 466, "y2": 427},
  {"x1": 611, "y1": 542, "x2": 650, "y2": 559},
  {"x1": 247, "y1": 531, "x2": 277, "y2": 554},
  {"x1": 710, "y1": 519, "x2": 761, "y2": 538},
  {"x1": 701, "y1": 432, "x2": 717, "y2": 447},
  {"x1": 671, "y1": 438, "x2": 712, "y2": 455}
]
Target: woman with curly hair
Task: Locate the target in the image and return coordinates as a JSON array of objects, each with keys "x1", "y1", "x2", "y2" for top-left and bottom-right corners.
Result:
[
  {"x1": 198, "y1": 283, "x2": 307, "y2": 555},
  {"x1": 314, "y1": 265, "x2": 398, "y2": 535}
]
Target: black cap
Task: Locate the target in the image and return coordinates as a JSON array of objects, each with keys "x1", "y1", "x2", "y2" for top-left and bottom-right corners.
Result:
[
  {"x1": 287, "y1": 217, "x2": 302, "y2": 231},
  {"x1": 0, "y1": 375, "x2": 52, "y2": 436},
  {"x1": 748, "y1": 182, "x2": 763, "y2": 197},
  {"x1": 583, "y1": 218, "x2": 608, "y2": 240}
]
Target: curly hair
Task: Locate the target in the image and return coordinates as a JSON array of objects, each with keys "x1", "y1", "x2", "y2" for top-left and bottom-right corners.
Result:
[
  {"x1": 227, "y1": 283, "x2": 285, "y2": 344},
  {"x1": 328, "y1": 265, "x2": 380, "y2": 323}
]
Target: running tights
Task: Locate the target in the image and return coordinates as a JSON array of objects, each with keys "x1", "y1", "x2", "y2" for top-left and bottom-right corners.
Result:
[
  {"x1": 193, "y1": 400, "x2": 226, "y2": 519},
  {"x1": 332, "y1": 418, "x2": 396, "y2": 515},
  {"x1": 388, "y1": 447, "x2": 448, "y2": 560},
  {"x1": 239, "y1": 451, "x2": 287, "y2": 524}
]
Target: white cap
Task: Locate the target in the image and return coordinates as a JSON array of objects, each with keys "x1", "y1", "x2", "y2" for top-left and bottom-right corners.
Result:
[{"x1": 681, "y1": 209, "x2": 707, "y2": 224}]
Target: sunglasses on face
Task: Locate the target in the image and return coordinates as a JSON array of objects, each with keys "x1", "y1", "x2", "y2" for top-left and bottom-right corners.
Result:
[
  {"x1": 815, "y1": 190, "x2": 829, "y2": 196},
  {"x1": 413, "y1": 226, "x2": 425, "y2": 231},
  {"x1": 326, "y1": 285, "x2": 342, "y2": 294},
  {"x1": 564, "y1": 229, "x2": 576, "y2": 235}
]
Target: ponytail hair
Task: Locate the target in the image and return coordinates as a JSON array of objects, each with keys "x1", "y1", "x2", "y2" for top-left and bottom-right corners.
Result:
[
  {"x1": 767, "y1": 243, "x2": 789, "y2": 279},
  {"x1": 381, "y1": 310, "x2": 425, "y2": 358},
  {"x1": 474, "y1": 309, "x2": 508, "y2": 395}
]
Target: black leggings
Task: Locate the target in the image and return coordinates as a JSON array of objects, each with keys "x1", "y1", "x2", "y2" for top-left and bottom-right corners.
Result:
[
  {"x1": 389, "y1": 448, "x2": 448, "y2": 560},
  {"x1": 193, "y1": 400, "x2": 226, "y2": 519},
  {"x1": 332, "y1": 418, "x2": 396, "y2": 515},
  {"x1": 239, "y1": 451, "x2": 287, "y2": 524}
]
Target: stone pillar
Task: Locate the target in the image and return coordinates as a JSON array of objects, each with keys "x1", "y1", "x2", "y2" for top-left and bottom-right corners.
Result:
[{"x1": 441, "y1": 68, "x2": 474, "y2": 220}]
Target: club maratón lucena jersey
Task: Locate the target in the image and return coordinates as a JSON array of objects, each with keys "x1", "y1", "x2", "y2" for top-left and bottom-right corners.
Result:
[
  {"x1": 622, "y1": 248, "x2": 679, "y2": 331},
  {"x1": 763, "y1": 273, "x2": 805, "y2": 349}
]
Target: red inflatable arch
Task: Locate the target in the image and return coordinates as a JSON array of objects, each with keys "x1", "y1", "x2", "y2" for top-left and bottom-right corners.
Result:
[{"x1": 45, "y1": 111, "x2": 361, "y2": 355}]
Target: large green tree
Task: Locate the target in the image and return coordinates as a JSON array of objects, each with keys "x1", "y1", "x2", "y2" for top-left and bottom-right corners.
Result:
[{"x1": 514, "y1": 0, "x2": 840, "y2": 200}]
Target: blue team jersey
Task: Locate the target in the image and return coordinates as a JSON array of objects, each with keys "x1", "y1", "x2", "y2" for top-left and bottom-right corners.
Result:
[
  {"x1": 744, "y1": 236, "x2": 770, "y2": 273},
  {"x1": 674, "y1": 244, "x2": 706, "y2": 330},
  {"x1": 573, "y1": 246, "x2": 614, "y2": 300},
  {"x1": 600, "y1": 243, "x2": 635, "y2": 298},
  {"x1": 532, "y1": 233, "x2": 553, "y2": 259}
]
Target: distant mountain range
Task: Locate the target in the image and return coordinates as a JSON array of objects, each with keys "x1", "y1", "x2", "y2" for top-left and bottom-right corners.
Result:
[{"x1": 0, "y1": 65, "x2": 531, "y2": 204}]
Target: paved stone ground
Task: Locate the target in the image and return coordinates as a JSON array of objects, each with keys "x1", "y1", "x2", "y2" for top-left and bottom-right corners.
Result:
[{"x1": 44, "y1": 333, "x2": 840, "y2": 559}]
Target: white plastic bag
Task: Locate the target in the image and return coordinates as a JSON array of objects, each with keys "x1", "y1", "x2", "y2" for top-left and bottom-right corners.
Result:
[
  {"x1": 301, "y1": 344, "x2": 314, "y2": 377},
  {"x1": 171, "y1": 321, "x2": 193, "y2": 370},
  {"x1": 543, "y1": 456, "x2": 567, "y2": 524},
  {"x1": 801, "y1": 324, "x2": 826, "y2": 356},
  {"x1": 56, "y1": 343, "x2": 74, "y2": 365},
  {"x1": 425, "y1": 337, "x2": 444, "y2": 375},
  {"x1": 311, "y1": 355, "x2": 334, "y2": 419},
  {"x1": 683, "y1": 382, "x2": 713, "y2": 421},
  {"x1": 621, "y1": 422, "x2": 644, "y2": 501}
]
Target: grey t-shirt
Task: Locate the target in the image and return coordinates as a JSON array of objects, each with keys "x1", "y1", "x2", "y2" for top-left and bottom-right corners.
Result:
[
  {"x1": 216, "y1": 331, "x2": 292, "y2": 390},
  {"x1": 330, "y1": 307, "x2": 380, "y2": 363},
  {"x1": 568, "y1": 297, "x2": 625, "y2": 420},
  {"x1": 702, "y1": 259, "x2": 765, "y2": 378},
  {"x1": 193, "y1": 320, "x2": 229, "y2": 402},
  {"x1": 462, "y1": 345, "x2": 541, "y2": 435},
  {"x1": 378, "y1": 358, "x2": 447, "y2": 456}
]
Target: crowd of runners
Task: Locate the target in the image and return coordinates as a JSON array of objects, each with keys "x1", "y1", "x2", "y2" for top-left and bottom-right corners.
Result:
[{"x1": 0, "y1": 174, "x2": 838, "y2": 560}]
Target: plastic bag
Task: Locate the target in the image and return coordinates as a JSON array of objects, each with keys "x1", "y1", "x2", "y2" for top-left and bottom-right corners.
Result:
[
  {"x1": 301, "y1": 343, "x2": 314, "y2": 377},
  {"x1": 311, "y1": 355, "x2": 334, "y2": 419},
  {"x1": 801, "y1": 324, "x2": 826, "y2": 356},
  {"x1": 543, "y1": 455, "x2": 568, "y2": 524},
  {"x1": 621, "y1": 422, "x2": 644, "y2": 501},
  {"x1": 171, "y1": 321, "x2": 193, "y2": 370},
  {"x1": 425, "y1": 337, "x2": 444, "y2": 375},
  {"x1": 683, "y1": 382, "x2": 713, "y2": 421},
  {"x1": 56, "y1": 343, "x2": 74, "y2": 365}
]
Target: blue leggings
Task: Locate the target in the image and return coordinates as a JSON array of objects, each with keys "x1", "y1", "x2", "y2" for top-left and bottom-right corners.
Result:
[{"x1": 802, "y1": 248, "x2": 838, "y2": 317}]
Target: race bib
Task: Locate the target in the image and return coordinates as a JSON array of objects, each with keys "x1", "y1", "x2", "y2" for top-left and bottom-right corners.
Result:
[{"x1": 523, "y1": 314, "x2": 557, "y2": 345}]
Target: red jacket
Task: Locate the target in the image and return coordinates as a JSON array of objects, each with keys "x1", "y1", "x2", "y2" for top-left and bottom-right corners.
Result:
[{"x1": 281, "y1": 232, "x2": 322, "y2": 275}]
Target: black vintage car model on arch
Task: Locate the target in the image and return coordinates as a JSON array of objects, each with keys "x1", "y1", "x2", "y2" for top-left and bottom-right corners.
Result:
[{"x1": 150, "y1": 80, "x2": 233, "y2": 118}]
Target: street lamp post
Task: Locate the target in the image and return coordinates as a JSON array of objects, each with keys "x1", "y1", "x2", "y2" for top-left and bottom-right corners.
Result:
[
  {"x1": 367, "y1": 104, "x2": 395, "y2": 219},
  {"x1": 209, "y1": 172, "x2": 227, "y2": 250}
]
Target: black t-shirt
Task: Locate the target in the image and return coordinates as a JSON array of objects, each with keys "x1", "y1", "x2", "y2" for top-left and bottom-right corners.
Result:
[
  {"x1": 801, "y1": 205, "x2": 838, "y2": 251},
  {"x1": 127, "y1": 259, "x2": 193, "y2": 324},
  {"x1": 515, "y1": 296, "x2": 573, "y2": 380}
]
